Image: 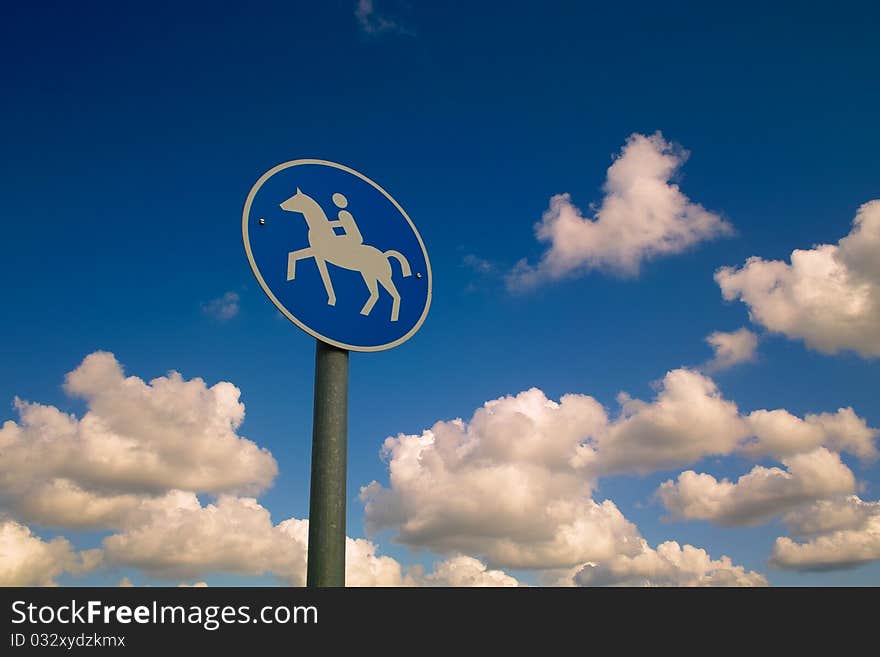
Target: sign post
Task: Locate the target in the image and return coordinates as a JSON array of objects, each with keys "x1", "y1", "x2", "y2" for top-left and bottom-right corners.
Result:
[
  {"x1": 306, "y1": 341, "x2": 348, "y2": 586},
  {"x1": 243, "y1": 159, "x2": 431, "y2": 587}
]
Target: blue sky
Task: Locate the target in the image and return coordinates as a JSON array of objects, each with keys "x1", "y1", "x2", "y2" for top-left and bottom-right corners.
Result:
[{"x1": 1, "y1": 1, "x2": 879, "y2": 586}]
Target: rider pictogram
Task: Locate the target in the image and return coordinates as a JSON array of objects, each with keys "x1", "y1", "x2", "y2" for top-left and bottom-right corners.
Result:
[
  {"x1": 243, "y1": 159, "x2": 431, "y2": 352},
  {"x1": 281, "y1": 189, "x2": 412, "y2": 321}
]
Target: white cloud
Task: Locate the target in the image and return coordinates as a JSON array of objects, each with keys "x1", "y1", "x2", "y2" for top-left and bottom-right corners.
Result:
[
  {"x1": 0, "y1": 518, "x2": 100, "y2": 586},
  {"x1": 508, "y1": 132, "x2": 732, "y2": 288},
  {"x1": 201, "y1": 291, "x2": 240, "y2": 321},
  {"x1": 343, "y1": 537, "x2": 414, "y2": 586},
  {"x1": 355, "y1": 0, "x2": 413, "y2": 36},
  {"x1": 0, "y1": 352, "x2": 277, "y2": 529},
  {"x1": 603, "y1": 373, "x2": 875, "y2": 470},
  {"x1": 782, "y1": 495, "x2": 880, "y2": 538},
  {"x1": 743, "y1": 407, "x2": 878, "y2": 462},
  {"x1": 8, "y1": 479, "x2": 151, "y2": 530},
  {"x1": 6, "y1": 354, "x2": 871, "y2": 583},
  {"x1": 415, "y1": 555, "x2": 520, "y2": 587},
  {"x1": 597, "y1": 368, "x2": 873, "y2": 473},
  {"x1": 103, "y1": 493, "x2": 307, "y2": 583},
  {"x1": 595, "y1": 369, "x2": 749, "y2": 474},
  {"x1": 772, "y1": 511, "x2": 880, "y2": 571},
  {"x1": 573, "y1": 540, "x2": 768, "y2": 587},
  {"x1": 0, "y1": 354, "x2": 531, "y2": 586},
  {"x1": 361, "y1": 373, "x2": 875, "y2": 569},
  {"x1": 0, "y1": 353, "x2": 527, "y2": 586},
  {"x1": 277, "y1": 517, "x2": 419, "y2": 587},
  {"x1": 716, "y1": 200, "x2": 880, "y2": 358},
  {"x1": 770, "y1": 496, "x2": 880, "y2": 571},
  {"x1": 360, "y1": 388, "x2": 645, "y2": 570},
  {"x1": 101, "y1": 492, "x2": 520, "y2": 586},
  {"x1": 658, "y1": 448, "x2": 857, "y2": 526},
  {"x1": 704, "y1": 328, "x2": 758, "y2": 372}
]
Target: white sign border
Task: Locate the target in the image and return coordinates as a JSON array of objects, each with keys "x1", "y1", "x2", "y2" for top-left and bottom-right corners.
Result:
[{"x1": 242, "y1": 159, "x2": 433, "y2": 352}]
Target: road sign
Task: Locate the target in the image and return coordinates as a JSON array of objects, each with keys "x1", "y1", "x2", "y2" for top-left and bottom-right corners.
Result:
[
  {"x1": 243, "y1": 159, "x2": 432, "y2": 352},
  {"x1": 242, "y1": 159, "x2": 432, "y2": 586}
]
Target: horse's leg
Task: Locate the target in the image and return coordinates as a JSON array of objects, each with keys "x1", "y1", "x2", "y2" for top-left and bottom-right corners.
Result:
[
  {"x1": 286, "y1": 247, "x2": 313, "y2": 281},
  {"x1": 360, "y1": 274, "x2": 379, "y2": 317},
  {"x1": 314, "y1": 257, "x2": 336, "y2": 306},
  {"x1": 379, "y1": 277, "x2": 401, "y2": 321}
]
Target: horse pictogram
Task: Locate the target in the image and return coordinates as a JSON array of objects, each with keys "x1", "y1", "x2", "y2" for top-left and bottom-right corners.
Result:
[{"x1": 280, "y1": 188, "x2": 411, "y2": 321}]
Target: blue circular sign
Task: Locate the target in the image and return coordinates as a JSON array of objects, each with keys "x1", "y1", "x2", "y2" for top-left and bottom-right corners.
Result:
[{"x1": 243, "y1": 160, "x2": 432, "y2": 352}]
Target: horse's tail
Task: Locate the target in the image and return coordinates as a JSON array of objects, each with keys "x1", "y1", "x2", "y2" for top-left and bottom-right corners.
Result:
[{"x1": 384, "y1": 250, "x2": 412, "y2": 277}]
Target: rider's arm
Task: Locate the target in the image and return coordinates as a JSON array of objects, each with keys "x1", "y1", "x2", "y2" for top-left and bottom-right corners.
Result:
[{"x1": 331, "y1": 212, "x2": 364, "y2": 244}]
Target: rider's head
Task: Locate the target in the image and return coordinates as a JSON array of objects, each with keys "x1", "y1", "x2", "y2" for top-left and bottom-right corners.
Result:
[{"x1": 332, "y1": 193, "x2": 348, "y2": 209}]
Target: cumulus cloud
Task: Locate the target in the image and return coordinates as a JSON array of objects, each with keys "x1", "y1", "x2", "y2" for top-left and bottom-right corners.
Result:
[
  {"x1": 360, "y1": 387, "x2": 646, "y2": 569},
  {"x1": 782, "y1": 496, "x2": 880, "y2": 537},
  {"x1": 601, "y1": 372, "x2": 875, "y2": 471},
  {"x1": 0, "y1": 352, "x2": 277, "y2": 529},
  {"x1": 703, "y1": 328, "x2": 758, "y2": 372},
  {"x1": 275, "y1": 517, "x2": 420, "y2": 587},
  {"x1": 573, "y1": 540, "x2": 768, "y2": 587},
  {"x1": 0, "y1": 353, "x2": 527, "y2": 587},
  {"x1": 342, "y1": 537, "x2": 414, "y2": 586},
  {"x1": 769, "y1": 496, "x2": 880, "y2": 571},
  {"x1": 0, "y1": 518, "x2": 100, "y2": 586},
  {"x1": 716, "y1": 200, "x2": 880, "y2": 358},
  {"x1": 415, "y1": 555, "x2": 520, "y2": 587},
  {"x1": 772, "y1": 509, "x2": 880, "y2": 571},
  {"x1": 743, "y1": 407, "x2": 877, "y2": 462},
  {"x1": 361, "y1": 382, "x2": 768, "y2": 569},
  {"x1": 658, "y1": 448, "x2": 857, "y2": 526},
  {"x1": 595, "y1": 369, "x2": 749, "y2": 474},
  {"x1": 0, "y1": 353, "x2": 531, "y2": 586},
  {"x1": 100, "y1": 492, "x2": 520, "y2": 586},
  {"x1": 598, "y1": 369, "x2": 873, "y2": 473},
  {"x1": 362, "y1": 373, "x2": 875, "y2": 568},
  {"x1": 201, "y1": 291, "x2": 240, "y2": 321},
  {"x1": 508, "y1": 132, "x2": 732, "y2": 288},
  {"x1": 103, "y1": 493, "x2": 305, "y2": 582},
  {"x1": 5, "y1": 353, "x2": 869, "y2": 583}
]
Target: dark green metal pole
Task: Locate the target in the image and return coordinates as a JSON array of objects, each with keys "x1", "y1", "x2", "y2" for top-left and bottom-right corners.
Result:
[{"x1": 306, "y1": 340, "x2": 349, "y2": 587}]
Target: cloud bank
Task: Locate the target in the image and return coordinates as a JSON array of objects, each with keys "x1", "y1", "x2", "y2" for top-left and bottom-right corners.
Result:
[
  {"x1": 0, "y1": 352, "x2": 277, "y2": 529},
  {"x1": 0, "y1": 353, "x2": 520, "y2": 587},
  {"x1": 4, "y1": 353, "x2": 875, "y2": 584},
  {"x1": 361, "y1": 370, "x2": 875, "y2": 579}
]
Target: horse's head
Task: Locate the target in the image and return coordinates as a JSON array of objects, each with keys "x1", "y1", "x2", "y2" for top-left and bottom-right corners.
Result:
[{"x1": 280, "y1": 188, "x2": 309, "y2": 214}]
